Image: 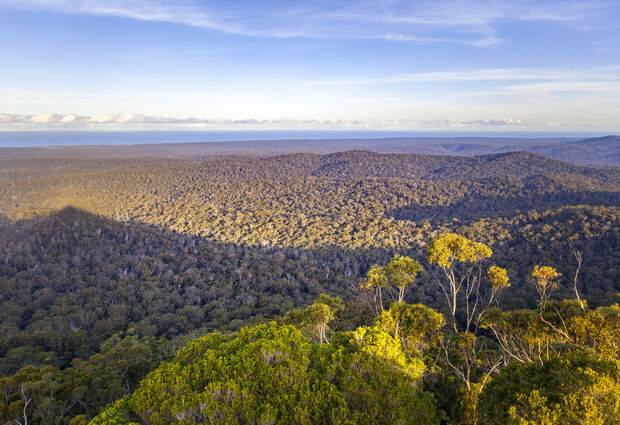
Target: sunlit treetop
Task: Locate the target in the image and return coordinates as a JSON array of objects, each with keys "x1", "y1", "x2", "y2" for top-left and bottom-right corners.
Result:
[
  {"x1": 360, "y1": 264, "x2": 388, "y2": 289},
  {"x1": 487, "y1": 265, "x2": 510, "y2": 290},
  {"x1": 531, "y1": 265, "x2": 560, "y2": 288},
  {"x1": 387, "y1": 255, "x2": 423, "y2": 289},
  {"x1": 426, "y1": 233, "x2": 492, "y2": 268}
]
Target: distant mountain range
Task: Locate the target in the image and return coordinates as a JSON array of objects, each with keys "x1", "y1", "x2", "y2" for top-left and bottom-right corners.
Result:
[
  {"x1": 346, "y1": 135, "x2": 620, "y2": 167},
  {"x1": 519, "y1": 135, "x2": 620, "y2": 167},
  {"x1": 267, "y1": 150, "x2": 619, "y2": 183},
  {"x1": 0, "y1": 134, "x2": 618, "y2": 167}
]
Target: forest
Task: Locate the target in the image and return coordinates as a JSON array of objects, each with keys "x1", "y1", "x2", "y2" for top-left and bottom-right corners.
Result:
[{"x1": 0, "y1": 149, "x2": 618, "y2": 424}]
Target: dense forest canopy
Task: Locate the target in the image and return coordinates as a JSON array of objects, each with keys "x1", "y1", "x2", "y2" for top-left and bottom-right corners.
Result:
[
  {"x1": 88, "y1": 237, "x2": 620, "y2": 425},
  {"x1": 0, "y1": 148, "x2": 618, "y2": 424}
]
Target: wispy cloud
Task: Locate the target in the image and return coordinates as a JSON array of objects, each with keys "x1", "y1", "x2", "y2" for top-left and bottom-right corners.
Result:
[
  {"x1": 284, "y1": 65, "x2": 620, "y2": 104},
  {"x1": 504, "y1": 81, "x2": 620, "y2": 95},
  {"x1": 0, "y1": 0, "x2": 612, "y2": 46},
  {"x1": 298, "y1": 66, "x2": 620, "y2": 86}
]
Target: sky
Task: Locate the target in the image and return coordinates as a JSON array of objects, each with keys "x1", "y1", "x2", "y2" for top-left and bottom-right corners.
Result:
[{"x1": 0, "y1": 0, "x2": 619, "y2": 131}]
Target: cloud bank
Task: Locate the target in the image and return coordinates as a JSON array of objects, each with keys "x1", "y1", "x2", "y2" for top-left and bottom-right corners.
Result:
[
  {"x1": 0, "y1": 112, "x2": 547, "y2": 130},
  {"x1": 0, "y1": 0, "x2": 611, "y2": 46},
  {"x1": 4, "y1": 112, "x2": 616, "y2": 131}
]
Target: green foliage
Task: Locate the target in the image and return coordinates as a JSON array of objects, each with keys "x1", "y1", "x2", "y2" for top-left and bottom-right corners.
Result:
[
  {"x1": 89, "y1": 398, "x2": 137, "y2": 425},
  {"x1": 361, "y1": 256, "x2": 423, "y2": 314},
  {"x1": 483, "y1": 301, "x2": 620, "y2": 366},
  {"x1": 281, "y1": 308, "x2": 305, "y2": 328},
  {"x1": 360, "y1": 264, "x2": 389, "y2": 315},
  {"x1": 376, "y1": 302, "x2": 445, "y2": 357},
  {"x1": 92, "y1": 322, "x2": 440, "y2": 425},
  {"x1": 360, "y1": 265, "x2": 388, "y2": 290},
  {"x1": 328, "y1": 331, "x2": 440, "y2": 425},
  {"x1": 350, "y1": 326, "x2": 426, "y2": 380},
  {"x1": 478, "y1": 352, "x2": 620, "y2": 425},
  {"x1": 302, "y1": 294, "x2": 343, "y2": 344},
  {"x1": 0, "y1": 150, "x2": 618, "y2": 424},
  {"x1": 569, "y1": 304, "x2": 620, "y2": 360},
  {"x1": 482, "y1": 306, "x2": 563, "y2": 365},
  {"x1": 0, "y1": 333, "x2": 170, "y2": 425},
  {"x1": 387, "y1": 255, "x2": 423, "y2": 302},
  {"x1": 425, "y1": 232, "x2": 498, "y2": 335},
  {"x1": 425, "y1": 232, "x2": 507, "y2": 406}
]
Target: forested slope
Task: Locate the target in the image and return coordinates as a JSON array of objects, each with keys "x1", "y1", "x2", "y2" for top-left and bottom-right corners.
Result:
[
  {"x1": 0, "y1": 149, "x2": 618, "y2": 424},
  {"x1": 527, "y1": 135, "x2": 620, "y2": 166}
]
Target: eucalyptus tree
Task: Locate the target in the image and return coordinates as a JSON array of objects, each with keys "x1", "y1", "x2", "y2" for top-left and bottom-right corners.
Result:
[
  {"x1": 360, "y1": 255, "x2": 422, "y2": 315},
  {"x1": 387, "y1": 255, "x2": 423, "y2": 303},
  {"x1": 426, "y1": 232, "x2": 510, "y2": 424}
]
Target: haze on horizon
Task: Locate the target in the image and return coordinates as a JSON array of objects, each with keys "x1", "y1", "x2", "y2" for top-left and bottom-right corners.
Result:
[{"x1": 1, "y1": 0, "x2": 619, "y2": 132}]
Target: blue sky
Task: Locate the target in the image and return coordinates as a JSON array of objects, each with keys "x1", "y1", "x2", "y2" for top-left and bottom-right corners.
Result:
[{"x1": 1, "y1": 0, "x2": 619, "y2": 131}]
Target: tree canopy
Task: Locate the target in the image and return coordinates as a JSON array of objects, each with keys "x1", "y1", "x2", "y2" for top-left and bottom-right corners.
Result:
[{"x1": 91, "y1": 322, "x2": 440, "y2": 425}]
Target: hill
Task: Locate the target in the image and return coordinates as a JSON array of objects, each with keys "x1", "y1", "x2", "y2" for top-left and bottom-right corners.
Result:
[{"x1": 526, "y1": 135, "x2": 620, "y2": 167}]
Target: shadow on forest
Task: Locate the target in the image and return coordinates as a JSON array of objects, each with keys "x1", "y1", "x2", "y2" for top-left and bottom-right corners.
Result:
[
  {"x1": 0, "y1": 205, "x2": 618, "y2": 375},
  {"x1": 0, "y1": 206, "x2": 411, "y2": 373},
  {"x1": 390, "y1": 188, "x2": 620, "y2": 224}
]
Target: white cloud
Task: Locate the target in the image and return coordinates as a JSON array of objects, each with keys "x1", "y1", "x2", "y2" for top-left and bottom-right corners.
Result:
[
  {"x1": 60, "y1": 114, "x2": 77, "y2": 123},
  {"x1": 30, "y1": 113, "x2": 62, "y2": 123},
  {"x1": 0, "y1": 0, "x2": 612, "y2": 46},
  {"x1": 88, "y1": 113, "x2": 115, "y2": 124},
  {"x1": 2, "y1": 111, "x2": 617, "y2": 130},
  {"x1": 0, "y1": 112, "x2": 540, "y2": 129},
  {"x1": 421, "y1": 118, "x2": 525, "y2": 126}
]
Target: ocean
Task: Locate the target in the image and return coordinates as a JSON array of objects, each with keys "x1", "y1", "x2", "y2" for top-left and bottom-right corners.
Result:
[{"x1": 0, "y1": 130, "x2": 609, "y2": 148}]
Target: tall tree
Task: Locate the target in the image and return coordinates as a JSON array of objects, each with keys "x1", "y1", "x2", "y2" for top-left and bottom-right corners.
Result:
[
  {"x1": 387, "y1": 255, "x2": 423, "y2": 303},
  {"x1": 303, "y1": 294, "x2": 343, "y2": 344},
  {"x1": 360, "y1": 265, "x2": 388, "y2": 315},
  {"x1": 426, "y1": 233, "x2": 510, "y2": 423}
]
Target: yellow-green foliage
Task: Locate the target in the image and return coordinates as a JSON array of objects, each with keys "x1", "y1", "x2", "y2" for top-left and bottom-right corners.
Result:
[
  {"x1": 376, "y1": 302, "x2": 445, "y2": 356},
  {"x1": 426, "y1": 233, "x2": 492, "y2": 268},
  {"x1": 487, "y1": 266, "x2": 510, "y2": 290},
  {"x1": 482, "y1": 307, "x2": 566, "y2": 364},
  {"x1": 302, "y1": 294, "x2": 343, "y2": 344},
  {"x1": 570, "y1": 305, "x2": 620, "y2": 360},
  {"x1": 483, "y1": 301, "x2": 620, "y2": 366},
  {"x1": 531, "y1": 265, "x2": 560, "y2": 287},
  {"x1": 478, "y1": 352, "x2": 620, "y2": 425},
  {"x1": 531, "y1": 265, "x2": 560, "y2": 300},
  {"x1": 89, "y1": 398, "x2": 137, "y2": 425},
  {"x1": 387, "y1": 256, "x2": 423, "y2": 291},
  {"x1": 351, "y1": 326, "x2": 426, "y2": 380},
  {"x1": 360, "y1": 265, "x2": 388, "y2": 290}
]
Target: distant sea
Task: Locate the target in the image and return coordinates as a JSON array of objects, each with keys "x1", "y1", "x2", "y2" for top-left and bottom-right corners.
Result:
[{"x1": 0, "y1": 130, "x2": 609, "y2": 148}]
